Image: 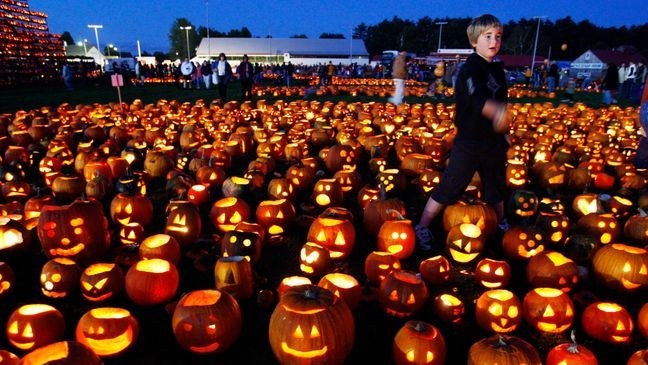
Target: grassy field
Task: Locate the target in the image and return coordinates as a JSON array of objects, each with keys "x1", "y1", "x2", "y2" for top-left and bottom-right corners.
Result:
[{"x1": 0, "y1": 79, "x2": 636, "y2": 115}]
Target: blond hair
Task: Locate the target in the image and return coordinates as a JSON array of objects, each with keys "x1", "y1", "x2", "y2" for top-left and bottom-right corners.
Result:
[{"x1": 467, "y1": 14, "x2": 503, "y2": 45}]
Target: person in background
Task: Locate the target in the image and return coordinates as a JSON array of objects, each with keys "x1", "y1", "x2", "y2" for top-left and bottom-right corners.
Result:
[
  {"x1": 214, "y1": 53, "x2": 233, "y2": 101},
  {"x1": 623, "y1": 61, "x2": 637, "y2": 99},
  {"x1": 414, "y1": 14, "x2": 510, "y2": 250},
  {"x1": 601, "y1": 63, "x2": 619, "y2": 106},
  {"x1": 388, "y1": 50, "x2": 407, "y2": 106},
  {"x1": 238, "y1": 54, "x2": 255, "y2": 101},
  {"x1": 547, "y1": 61, "x2": 559, "y2": 93},
  {"x1": 633, "y1": 93, "x2": 648, "y2": 169},
  {"x1": 62, "y1": 62, "x2": 73, "y2": 91},
  {"x1": 180, "y1": 58, "x2": 194, "y2": 89},
  {"x1": 201, "y1": 60, "x2": 212, "y2": 89}
]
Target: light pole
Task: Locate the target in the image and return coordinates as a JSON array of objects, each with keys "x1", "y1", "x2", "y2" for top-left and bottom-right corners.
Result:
[
  {"x1": 88, "y1": 24, "x2": 103, "y2": 57},
  {"x1": 180, "y1": 26, "x2": 192, "y2": 60},
  {"x1": 435, "y1": 21, "x2": 448, "y2": 52},
  {"x1": 206, "y1": 1, "x2": 210, "y2": 58},
  {"x1": 530, "y1": 16, "x2": 547, "y2": 73}
]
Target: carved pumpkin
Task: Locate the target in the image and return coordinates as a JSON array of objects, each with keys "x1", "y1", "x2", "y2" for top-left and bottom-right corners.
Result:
[
  {"x1": 299, "y1": 242, "x2": 331, "y2": 278},
  {"x1": 75, "y1": 307, "x2": 139, "y2": 358},
  {"x1": 269, "y1": 284, "x2": 355, "y2": 365},
  {"x1": 535, "y1": 211, "x2": 570, "y2": 247},
  {"x1": 468, "y1": 335, "x2": 541, "y2": 365},
  {"x1": 19, "y1": 341, "x2": 102, "y2": 365},
  {"x1": 592, "y1": 243, "x2": 648, "y2": 292},
  {"x1": 164, "y1": 199, "x2": 202, "y2": 246},
  {"x1": 118, "y1": 222, "x2": 145, "y2": 246},
  {"x1": 526, "y1": 251, "x2": 579, "y2": 292},
  {"x1": 377, "y1": 210, "x2": 416, "y2": 260},
  {"x1": 419, "y1": 255, "x2": 451, "y2": 286},
  {"x1": 364, "y1": 251, "x2": 401, "y2": 286},
  {"x1": 307, "y1": 208, "x2": 356, "y2": 260},
  {"x1": 139, "y1": 234, "x2": 181, "y2": 264},
  {"x1": 581, "y1": 302, "x2": 634, "y2": 343},
  {"x1": 214, "y1": 256, "x2": 254, "y2": 300},
  {"x1": 627, "y1": 349, "x2": 648, "y2": 365},
  {"x1": 6, "y1": 304, "x2": 65, "y2": 351},
  {"x1": 442, "y1": 199, "x2": 498, "y2": 237},
  {"x1": 221, "y1": 229, "x2": 263, "y2": 264},
  {"x1": 172, "y1": 289, "x2": 242, "y2": 354},
  {"x1": 379, "y1": 270, "x2": 429, "y2": 318},
  {"x1": 577, "y1": 213, "x2": 620, "y2": 245},
  {"x1": 506, "y1": 190, "x2": 538, "y2": 220},
  {"x1": 277, "y1": 276, "x2": 313, "y2": 299},
  {"x1": 317, "y1": 273, "x2": 361, "y2": 311},
  {"x1": 475, "y1": 289, "x2": 522, "y2": 333},
  {"x1": 125, "y1": 259, "x2": 179, "y2": 306},
  {"x1": 80, "y1": 263, "x2": 124, "y2": 302},
  {"x1": 623, "y1": 211, "x2": 648, "y2": 245},
  {"x1": 40, "y1": 258, "x2": 80, "y2": 299},
  {"x1": 445, "y1": 223, "x2": 485, "y2": 263},
  {"x1": 475, "y1": 258, "x2": 511, "y2": 289},
  {"x1": 523, "y1": 288, "x2": 574, "y2": 333},
  {"x1": 110, "y1": 192, "x2": 154, "y2": 227},
  {"x1": 432, "y1": 294, "x2": 465, "y2": 324},
  {"x1": 311, "y1": 178, "x2": 344, "y2": 210},
  {"x1": 0, "y1": 217, "x2": 32, "y2": 258},
  {"x1": 502, "y1": 226, "x2": 545, "y2": 260},
  {"x1": 393, "y1": 320, "x2": 446, "y2": 365},
  {"x1": 363, "y1": 194, "x2": 407, "y2": 236},
  {"x1": 255, "y1": 199, "x2": 296, "y2": 238},
  {"x1": 209, "y1": 197, "x2": 251, "y2": 233}
]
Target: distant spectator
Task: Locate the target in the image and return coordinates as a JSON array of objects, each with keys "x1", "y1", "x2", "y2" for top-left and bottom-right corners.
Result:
[
  {"x1": 201, "y1": 61, "x2": 212, "y2": 89},
  {"x1": 388, "y1": 50, "x2": 407, "y2": 106},
  {"x1": 238, "y1": 54, "x2": 254, "y2": 100},
  {"x1": 547, "y1": 62, "x2": 559, "y2": 93},
  {"x1": 213, "y1": 53, "x2": 233, "y2": 101},
  {"x1": 62, "y1": 62, "x2": 73, "y2": 91},
  {"x1": 601, "y1": 63, "x2": 619, "y2": 106}
]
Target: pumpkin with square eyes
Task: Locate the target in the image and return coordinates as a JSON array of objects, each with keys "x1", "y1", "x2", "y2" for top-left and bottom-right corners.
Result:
[
  {"x1": 379, "y1": 270, "x2": 429, "y2": 318},
  {"x1": 475, "y1": 289, "x2": 522, "y2": 334},
  {"x1": 269, "y1": 284, "x2": 354, "y2": 365},
  {"x1": 393, "y1": 320, "x2": 446, "y2": 365},
  {"x1": 6, "y1": 304, "x2": 65, "y2": 351},
  {"x1": 523, "y1": 288, "x2": 574, "y2": 333},
  {"x1": 475, "y1": 258, "x2": 511, "y2": 289},
  {"x1": 75, "y1": 307, "x2": 139, "y2": 358},
  {"x1": 80, "y1": 263, "x2": 124, "y2": 302},
  {"x1": 40, "y1": 258, "x2": 80, "y2": 299},
  {"x1": 172, "y1": 289, "x2": 242, "y2": 354}
]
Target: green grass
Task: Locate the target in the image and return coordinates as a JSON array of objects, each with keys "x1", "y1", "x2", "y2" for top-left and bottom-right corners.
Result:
[{"x1": 0, "y1": 79, "x2": 637, "y2": 115}]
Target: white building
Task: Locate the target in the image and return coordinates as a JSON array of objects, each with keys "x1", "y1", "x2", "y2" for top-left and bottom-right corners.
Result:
[
  {"x1": 65, "y1": 44, "x2": 104, "y2": 66},
  {"x1": 194, "y1": 37, "x2": 369, "y2": 66}
]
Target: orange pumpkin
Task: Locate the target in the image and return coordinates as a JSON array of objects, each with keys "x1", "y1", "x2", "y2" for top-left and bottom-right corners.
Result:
[{"x1": 393, "y1": 320, "x2": 446, "y2": 365}]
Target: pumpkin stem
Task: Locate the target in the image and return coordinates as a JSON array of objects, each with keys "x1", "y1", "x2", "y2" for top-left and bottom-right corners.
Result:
[
  {"x1": 412, "y1": 321, "x2": 426, "y2": 332},
  {"x1": 496, "y1": 335, "x2": 507, "y2": 347},
  {"x1": 638, "y1": 207, "x2": 648, "y2": 217},
  {"x1": 303, "y1": 287, "x2": 318, "y2": 300},
  {"x1": 567, "y1": 329, "x2": 579, "y2": 353},
  {"x1": 386, "y1": 209, "x2": 404, "y2": 220}
]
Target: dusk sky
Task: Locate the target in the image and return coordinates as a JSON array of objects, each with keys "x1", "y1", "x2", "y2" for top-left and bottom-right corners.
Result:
[{"x1": 31, "y1": 0, "x2": 647, "y2": 54}]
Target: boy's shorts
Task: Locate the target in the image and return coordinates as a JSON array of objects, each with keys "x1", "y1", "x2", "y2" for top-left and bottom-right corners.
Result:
[{"x1": 430, "y1": 139, "x2": 508, "y2": 205}]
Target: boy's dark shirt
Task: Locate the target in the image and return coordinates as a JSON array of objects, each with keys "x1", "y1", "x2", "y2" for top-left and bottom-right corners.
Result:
[{"x1": 454, "y1": 53, "x2": 508, "y2": 148}]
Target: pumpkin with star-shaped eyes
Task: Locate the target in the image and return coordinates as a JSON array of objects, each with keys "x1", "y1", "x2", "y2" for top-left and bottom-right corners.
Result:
[
  {"x1": 75, "y1": 307, "x2": 139, "y2": 358},
  {"x1": 172, "y1": 289, "x2": 242, "y2": 354},
  {"x1": 6, "y1": 304, "x2": 65, "y2": 351},
  {"x1": 475, "y1": 289, "x2": 522, "y2": 334},
  {"x1": 80, "y1": 263, "x2": 124, "y2": 302},
  {"x1": 592, "y1": 243, "x2": 648, "y2": 292},
  {"x1": 522, "y1": 288, "x2": 574, "y2": 334},
  {"x1": 393, "y1": 320, "x2": 446, "y2": 365},
  {"x1": 40, "y1": 258, "x2": 80, "y2": 299},
  {"x1": 269, "y1": 284, "x2": 354, "y2": 365}
]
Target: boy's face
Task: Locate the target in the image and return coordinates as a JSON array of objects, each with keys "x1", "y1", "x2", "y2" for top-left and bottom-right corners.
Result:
[{"x1": 472, "y1": 26, "x2": 502, "y2": 62}]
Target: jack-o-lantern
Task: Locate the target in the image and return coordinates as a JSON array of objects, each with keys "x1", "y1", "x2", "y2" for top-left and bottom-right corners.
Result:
[
  {"x1": 535, "y1": 212, "x2": 570, "y2": 247},
  {"x1": 172, "y1": 289, "x2": 242, "y2": 354},
  {"x1": 379, "y1": 270, "x2": 429, "y2": 318},
  {"x1": 534, "y1": 161, "x2": 567, "y2": 191},
  {"x1": 80, "y1": 263, "x2": 124, "y2": 302},
  {"x1": 277, "y1": 276, "x2": 313, "y2": 298},
  {"x1": 164, "y1": 199, "x2": 202, "y2": 246},
  {"x1": 1, "y1": 181, "x2": 31, "y2": 202},
  {"x1": 356, "y1": 185, "x2": 380, "y2": 211},
  {"x1": 475, "y1": 289, "x2": 522, "y2": 333},
  {"x1": 572, "y1": 193, "x2": 602, "y2": 218},
  {"x1": 221, "y1": 229, "x2": 263, "y2": 264},
  {"x1": 506, "y1": 190, "x2": 538, "y2": 221},
  {"x1": 37, "y1": 199, "x2": 109, "y2": 265},
  {"x1": 255, "y1": 199, "x2": 296, "y2": 239},
  {"x1": 624, "y1": 210, "x2": 648, "y2": 245},
  {"x1": 506, "y1": 161, "x2": 529, "y2": 188},
  {"x1": 592, "y1": 243, "x2": 648, "y2": 292},
  {"x1": 209, "y1": 197, "x2": 251, "y2": 233},
  {"x1": 364, "y1": 195, "x2": 407, "y2": 236},
  {"x1": 286, "y1": 162, "x2": 316, "y2": 192},
  {"x1": 214, "y1": 256, "x2": 254, "y2": 300},
  {"x1": 419, "y1": 255, "x2": 451, "y2": 286},
  {"x1": 125, "y1": 258, "x2": 179, "y2": 306},
  {"x1": 110, "y1": 192, "x2": 154, "y2": 227},
  {"x1": 0, "y1": 349, "x2": 18, "y2": 364},
  {"x1": 118, "y1": 222, "x2": 145, "y2": 246},
  {"x1": 365, "y1": 251, "x2": 401, "y2": 285},
  {"x1": 393, "y1": 320, "x2": 446, "y2": 365},
  {"x1": 325, "y1": 144, "x2": 359, "y2": 173},
  {"x1": 317, "y1": 273, "x2": 361, "y2": 311},
  {"x1": 442, "y1": 199, "x2": 498, "y2": 237},
  {"x1": 446, "y1": 223, "x2": 485, "y2": 263},
  {"x1": 19, "y1": 341, "x2": 102, "y2": 365},
  {"x1": 139, "y1": 234, "x2": 181, "y2": 265},
  {"x1": 377, "y1": 210, "x2": 415, "y2": 260},
  {"x1": 299, "y1": 242, "x2": 331, "y2": 278},
  {"x1": 546, "y1": 333, "x2": 598, "y2": 365},
  {"x1": 432, "y1": 294, "x2": 465, "y2": 324},
  {"x1": 526, "y1": 251, "x2": 579, "y2": 292},
  {"x1": 40, "y1": 258, "x2": 80, "y2": 299},
  {"x1": 522, "y1": 288, "x2": 574, "y2": 333},
  {"x1": 0, "y1": 217, "x2": 32, "y2": 258},
  {"x1": 222, "y1": 176, "x2": 251, "y2": 198},
  {"x1": 269, "y1": 284, "x2": 355, "y2": 365},
  {"x1": 468, "y1": 335, "x2": 541, "y2": 365},
  {"x1": 186, "y1": 184, "x2": 210, "y2": 206},
  {"x1": 6, "y1": 304, "x2": 65, "y2": 351},
  {"x1": 577, "y1": 213, "x2": 620, "y2": 245},
  {"x1": 0, "y1": 261, "x2": 15, "y2": 300},
  {"x1": 502, "y1": 226, "x2": 545, "y2": 260},
  {"x1": 307, "y1": 208, "x2": 356, "y2": 260},
  {"x1": 75, "y1": 307, "x2": 139, "y2": 358},
  {"x1": 401, "y1": 153, "x2": 437, "y2": 177},
  {"x1": 581, "y1": 302, "x2": 634, "y2": 343},
  {"x1": 334, "y1": 169, "x2": 363, "y2": 197},
  {"x1": 268, "y1": 178, "x2": 296, "y2": 200},
  {"x1": 376, "y1": 169, "x2": 407, "y2": 196},
  {"x1": 475, "y1": 258, "x2": 511, "y2": 289},
  {"x1": 311, "y1": 178, "x2": 344, "y2": 209},
  {"x1": 416, "y1": 169, "x2": 442, "y2": 194}
]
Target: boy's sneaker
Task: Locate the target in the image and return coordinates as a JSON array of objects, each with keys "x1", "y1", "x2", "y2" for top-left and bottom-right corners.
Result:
[
  {"x1": 414, "y1": 224, "x2": 433, "y2": 251},
  {"x1": 497, "y1": 218, "x2": 510, "y2": 233}
]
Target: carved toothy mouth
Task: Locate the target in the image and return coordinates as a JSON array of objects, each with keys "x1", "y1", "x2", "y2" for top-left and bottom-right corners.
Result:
[{"x1": 281, "y1": 342, "x2": 327, "y2": 358}]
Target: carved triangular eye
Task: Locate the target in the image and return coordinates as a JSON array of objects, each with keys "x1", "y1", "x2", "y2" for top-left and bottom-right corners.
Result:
[{"x1": 225, "y1": 270, "x2": 236, "y2": 284}]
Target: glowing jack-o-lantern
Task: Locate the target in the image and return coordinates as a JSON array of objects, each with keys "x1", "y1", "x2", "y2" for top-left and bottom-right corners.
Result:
[
  {"x1": 139, "y1": 234, "x2": 181, "y2": 264},
  {"x1": 6, "y1": 304, "x2": 65, "y2": 351},
  {"x1": 442, "y1": 199, "x2": 498, "y2": 237},
  {"x1": 125, "y1": 258, "x2": 179, "y2": 306},
  {"x1": 80, "y1": 263, "x2": 124, "y2": 302},
  {"x1": 502, "y1": 226, "x2": 545, "y2": 260},
  {"x1": 0, "y1": 217, "x2": 32, "y2": 257},
  {"x1": 110, "y1": 192, "x2": 153, "y2": 227},
  {"x1": 164, "y1": 199, "x2": 202, "y2": 246},
  {"x1": 75, "y1": 307, "x2": 139, "y2": 358},
  {"x1": 506, "y1": 161, "x2": 528, "y2": 188},
  {"x1": 118, "y1": 222, "x2": 145, "y2": 246},
  {"x1": 286, "y1": 163, "x2": 316, "y2": 192},
  {"x1": 334, "y1": 169, "x2": 363, "y2": 197},
  {"x1": 365, "y1": 251, "x2": 401, "y2": 285},
  {"x1": 269, "y1": 284, "x2": 354, "y2": 365},
  {"x1": 256, "y1": 199, "x2": 296, "y2": 239},
  {"x1": 19, "y1": 341, "x2": 102, "y2": 365},
  {"x1": 318, "y1": 273, "x2": 361, "y2": 310},
  {"x1": 475, "y1": 289, "x2": 522, "y2": 333},
  {"x1": 506, "y1": 190, "x2": 538, "y2": 220},
  {"x1": 475, "y1": 258, "x2": 511, "y2": 289},
  {"x1": 311, "y1": 178, "x2": 344, "y2": 209},
  {"x1": 581, "y1": 302, "x2": 634, "y2": 343},
  {"x1": 221, "y1": 229, "x2": 263, "y2": 264},
  {"x1": 446, "y1": 223, "x2": 484, "y2": 263},
  {"x1": 277, "y1": 276, "x2": 313, "y2": 298},
  {"x1": 307, "y1": 208, "x2": 356, "y2": 260},
  {"x1": 40, "y1": 258, "x2": 80, "y2": 299},
  {"x1": 377, "y1": 211, "x2": 415, "y2": 260},
  {"x1": 572, "y1": 193, "x2": 602, "y2": 218},
  {"x1": 419, "y1": 255, "x2": 451, "y2": 286},
  {"x1": 416, "y1": 169, "x2": 442, "y2": 194},
  {"x1": 535, "y1": 211, "x2": 570, "y2": 247},
  {"x1": 299, "y1": 242, "x2": 331, "y2": 278},
  {"x1": 526, "y1": 251, "x2": 578, "y2": 292},
  {"x1": 172, "y1": 289, "x2": 242, "y2": 354},
  {"x1": 577, "y1": 213, "x2": 620, "y2": 245},
  {"x1": 209, "y1": 197, "x2": 251, "y2": 233},
  {"x1": 379, "y1": 270, "x2": 429, "y2": 318},
  {"x1": 592, "y1": 243, "x2": 648, "y2": 292},
  {"x1": 214, "y1": 256, "x2": 254, "y2": 300},
  {"x1": 393, "y1": 320, "x2": 446, "y2": 365},
  {"x1": 432, "y1": 294, "x2": 465, "y2": 324},
  {"x1": 268, "y1": 178, "x2": 296, "y2": 200},
  {"x1": 523, "y1": 288, "x2": 574, "y2": 333}
]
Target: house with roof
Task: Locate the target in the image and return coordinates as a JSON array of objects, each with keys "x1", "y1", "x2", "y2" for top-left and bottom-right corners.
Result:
[
  {"x1": 570, "y1": 48, "x2": 646, "y2": 80},
  {"x1": 194, "y1": 38, "x2": 369, "y2": 66}
]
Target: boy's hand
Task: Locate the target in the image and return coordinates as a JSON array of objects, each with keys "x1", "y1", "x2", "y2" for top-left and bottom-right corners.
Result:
[{"x1": 492, "y1": 104, "x2": 511, "y2": 134}]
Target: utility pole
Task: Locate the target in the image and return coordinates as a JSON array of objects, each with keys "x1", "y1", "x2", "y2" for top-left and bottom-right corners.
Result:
[
  {"x1": 531, "y1": 16, "x2": 547, "y2": 72},
  {"x1": 88, "y1": 24, "x2": 103, "y2": 57},
  {"x1": 180, "y1": 26, "x2": 192, "y2": 59},
  {"x1": 206, "y1": 0, "x2": 210, "y2": 58},
  {"x1": 435, "y1": 21, "x2": 448, "y2": 52}
]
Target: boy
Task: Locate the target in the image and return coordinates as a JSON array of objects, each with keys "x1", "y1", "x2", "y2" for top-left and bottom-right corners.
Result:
[{"x1": 415, "y1": 14, "x2": 510, "y2": 250}]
